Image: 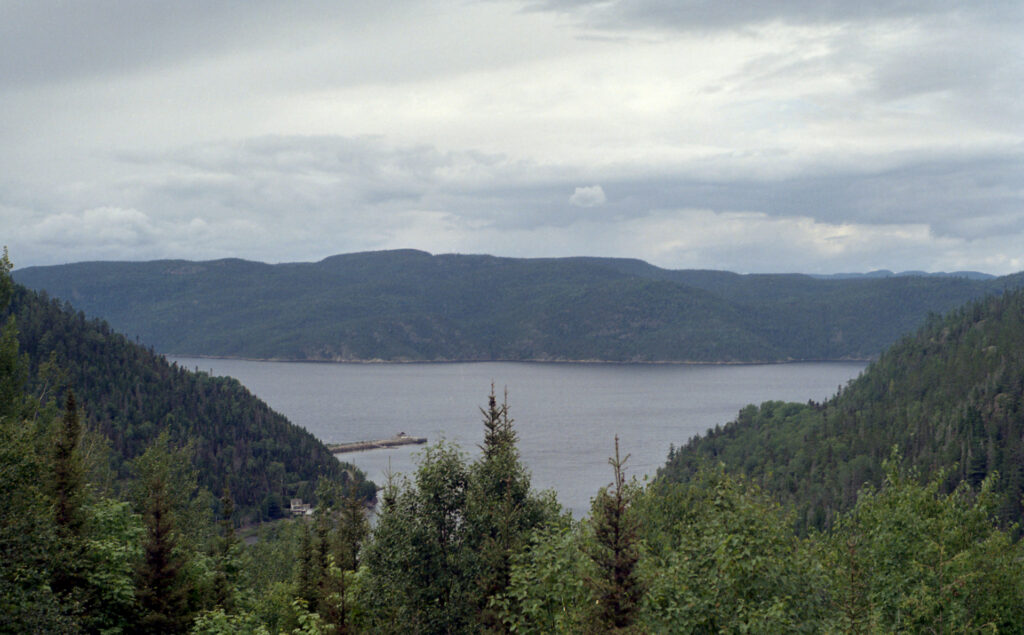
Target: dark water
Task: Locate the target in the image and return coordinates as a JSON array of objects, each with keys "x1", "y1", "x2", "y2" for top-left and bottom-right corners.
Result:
[{"x1": 170, "y1": 358, "x2": 866, "y2": 516}]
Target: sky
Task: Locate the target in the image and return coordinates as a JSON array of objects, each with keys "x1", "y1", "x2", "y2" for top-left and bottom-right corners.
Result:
[{"x1": 2, "y1": 1, "x2": 1023, "y2": 274}]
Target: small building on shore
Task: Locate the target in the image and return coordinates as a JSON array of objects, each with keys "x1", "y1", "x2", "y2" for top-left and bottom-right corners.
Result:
[{"x1": 289, "y1": 498, "x2": 313, "y2": 517}]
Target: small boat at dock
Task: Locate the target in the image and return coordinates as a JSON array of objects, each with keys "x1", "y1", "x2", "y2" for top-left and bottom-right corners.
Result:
[{"x1": 327, "y1": 432, "x2": 427, "y2": 454}]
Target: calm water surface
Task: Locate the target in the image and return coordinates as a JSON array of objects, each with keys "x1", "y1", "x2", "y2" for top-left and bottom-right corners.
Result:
[{"x1": 169, "y1": 358, "x2": 867, "y2": 516}]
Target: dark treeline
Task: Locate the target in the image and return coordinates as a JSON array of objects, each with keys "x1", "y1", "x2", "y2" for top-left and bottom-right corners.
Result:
[
  {"x1": 5, "y1": 248, "x2": 1024, "y2": 632},
  {"x1": 2, "y1": 263, "x2": 373, "y2": 523},
  {"x1": 15, "y1": 250, "x2": 1024, "y2": 363},
  {"x1": 661, "y1": 286, "x2": 1024, "y2": 534}
]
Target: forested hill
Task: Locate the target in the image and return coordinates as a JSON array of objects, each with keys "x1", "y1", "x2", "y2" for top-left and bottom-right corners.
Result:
[
  {"x1": 4, "y1": 282, "x2": 373, "y2": 521},
  {"x1": 660, "y1": 286, "x2": 1024, "y2": 533},
  {"x1": 14, "y1": 250, "x2": 1024, "y2": 362}
]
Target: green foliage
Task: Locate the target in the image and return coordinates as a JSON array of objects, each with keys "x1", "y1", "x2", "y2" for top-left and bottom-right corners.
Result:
[
  {"x1": 358, "y1": 390, "x2": 560, "y2": 633},
  {"x1": 0, "y1": 403, "x2": 69, "y2": 631},
  {"x1": 52, "y1": 391, "x2": 87, "y2": 544},
  {"x1": 361, "y1": 441, "x2": 474, "y2": 632},
  {"x1": 135, "y1": 436, "x2": 196, "y2": 633},
  {"x1": 212, "y1": 488, "x2": 243, "y2": 612},
  {"x1": 824, "y1": 454, "x2": 1024, "y2": 632},
  {"x1": 82, "y1": 497, "x2": 145, "y2": 632},
  {"x1": 585, "y1": 437, "x2": 644, "y2": 632},
  {"x1": 15, "y1": 250, "x2": 1020, "y2": 363},
  {"x1": 497, "y1": 523, "x2": 592, "y2": 634},
  {"x1": 1, "y1": 281, "x2": 374, "y2": 522},
  {"x1": 637, "y1": 469, "x2": 831, "y2": 632},
  {"x1": 466, "y1": 388, "x2": 559, "y2": 631},
  {"x1": 8, "y1": 247, "x2": 1024, "y2": 632},
  {"x1": 189, "y1": 607, "x2": 269, "y2": 635},
  {"x1": 662, "y1": 287, "x2": 1024, "y2": 531},
  {"x1": 0, "y1": 249, "x2": 30, "y2": 423}
]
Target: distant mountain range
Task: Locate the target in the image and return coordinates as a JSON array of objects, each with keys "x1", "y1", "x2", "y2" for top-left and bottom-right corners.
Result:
[
  {"x1": 14, "y1": 250, "x2": 1024, "y2": 363},
  {"x1": 809, "y1": 270, "x2": 995, "y2": 281}
]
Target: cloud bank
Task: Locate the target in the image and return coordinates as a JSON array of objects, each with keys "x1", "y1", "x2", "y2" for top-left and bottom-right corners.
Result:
[{"x1": 1, "y1": 1, "x2": 1022, "y2": 274}]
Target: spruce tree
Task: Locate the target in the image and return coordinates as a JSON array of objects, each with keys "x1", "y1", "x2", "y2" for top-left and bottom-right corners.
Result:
[
  {"x1": 336, "y1": 489, "x2": 368, "y2": 572},
  {"x1": 296, "y1": 521, "x2": 319, "y2": 610},
  {"x1": 136, "y1": 474, "x2": 190, "y2": 633},
  {"x1": 468, "y1": 386, "x2": 556, "y2": 632},
  {"x1": 332, "y1": 489, "x2": 368, "y2": 633},
  {"x1": 0, "y1": 248, "x2": 29, "y2": 422},
  {"x1": 133, "y1": 435, "x2": 196, "y2": 633},
  {"x1": 51, "y1": 391, "x2": 88, "y2": 604},
  {"x1": 212, "y1": 487, "x2": 241, "y2": 612},
  {"x1": 586, "y1": 436, "x2": 643, "y2": 631}
]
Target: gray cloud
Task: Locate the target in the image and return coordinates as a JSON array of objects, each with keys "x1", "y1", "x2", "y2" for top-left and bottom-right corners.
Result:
[
  {"x1": 525, "y1": 1, "x2": 1019, "y2": 32},
  {"x1": 2, "y1": 2, "x2": 1022, "y2": 275},
  {"x1": 6, "y1": 133, "x2": 1022, "y2": 272},
  {"x1": 0, "y1": 1, "x2": 410, "y2": 88},
  {"x1": 598, "y1": 152, "x2": 1024, "y2": 237}
]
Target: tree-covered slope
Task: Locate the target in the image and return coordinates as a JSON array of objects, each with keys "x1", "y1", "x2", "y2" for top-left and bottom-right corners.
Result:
[
  {"x1": 660, "y1": 286, "x2": 1024, "y2": 532},
  {"x1": 15, "y1": 250, "x2": 1023, "y2": 362},
  {"x1": 4, "y1": 283, "x2": 373, "y2": 521}
]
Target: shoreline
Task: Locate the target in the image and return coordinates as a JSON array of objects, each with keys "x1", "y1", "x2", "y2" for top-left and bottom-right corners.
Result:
[{"x1": 166, "y1": 354, "x2": 875, "y2": 367}]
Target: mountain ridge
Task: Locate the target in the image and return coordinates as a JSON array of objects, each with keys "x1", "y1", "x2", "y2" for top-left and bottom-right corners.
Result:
[{"x1": 14, "y1": 250, "x2": 1023, "y2": 364}]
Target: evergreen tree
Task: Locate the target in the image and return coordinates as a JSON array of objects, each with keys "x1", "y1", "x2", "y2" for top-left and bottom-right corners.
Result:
[
  {"x1": 586, "y1": 436, "x2": 643, "y2": 631},
  {"x1": 0, "y1": 248, "x2": 29, "y2": 422},
  {"x1": 136, "y1": 472, "x2": 191, "y2": 633},
  {"x1": 329, "y1": 488, "x2": 368, "y2": 633},
  {"x1": 359, "y1": 389, "x2": 559, "y2": 633},
  {"x1": 51, "y1": 391, "x2": 88, "y2": 612},
  {"x1": 467, "y1": 386, "x2": 554, "y2": 632},
  {"x1": 296, "y1": 521, "x2": 319, "y2": 610},
  {"x1": 212, "y1": 488, "x2": 241, "y2": 612},
  {"x1": 0, "y1": 249, "x2": 69, "y2": 630},
  {"x1": 0, "y1": 386, "x2": 68, "y2": 631},
  {"x1": 132, "y1": 435, "x2": 197, "y2": 632},
  {"x1": 336, "y1": 489, "x2": 368, "y2": 573},
  {"x1": 479, "y1": 384, "x2": 516, "y2": 461}
]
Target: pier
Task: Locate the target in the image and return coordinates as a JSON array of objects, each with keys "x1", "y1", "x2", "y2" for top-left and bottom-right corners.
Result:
[{"x1": 327, "y1": 432, "x2": 427, "y2": 454}]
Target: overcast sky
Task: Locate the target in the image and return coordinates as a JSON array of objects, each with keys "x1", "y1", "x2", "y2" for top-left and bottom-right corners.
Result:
[{"x1": 3, "y1": 1, "x2": 1023, "y2": 274}]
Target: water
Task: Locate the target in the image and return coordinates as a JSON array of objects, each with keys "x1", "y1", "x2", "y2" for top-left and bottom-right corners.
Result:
[{"x1": 169, "y1": 358, "x2": 866, "y2": 516}]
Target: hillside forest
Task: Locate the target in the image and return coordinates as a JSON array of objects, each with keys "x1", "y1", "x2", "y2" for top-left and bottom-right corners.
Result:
[
  {"x1": 4, "y1": 249, "x2": 1024, "y2": 632},
  {"x1": 15, "y1": 250, "x2": 1024, "y2": 363}
]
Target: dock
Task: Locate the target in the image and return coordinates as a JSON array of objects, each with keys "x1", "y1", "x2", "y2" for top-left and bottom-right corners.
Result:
[{"x1": 327, "y1": 432, "x2": 427, "y2": 454}]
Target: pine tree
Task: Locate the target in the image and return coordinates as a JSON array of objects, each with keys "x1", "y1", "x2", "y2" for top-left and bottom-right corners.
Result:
[
  {"x1": 136, "y1": 474, "x2": 191, "y2": 633},
  {"x1": 133, "y1": 435, "x2": 196, "y2": 633},
  {"x1": 331, "y1": 489, "x2": 368, "y2": 633},
  {"x1": 212, "y1": 487, "x2": 241, "y2": 612},
  {"x1": 468, "y1": 386, "x2": 556, "y2": 632},
  {"x1": 336, "y1": 489, "x2": 368, "y2": 572},
  {"x1": 586, "y1": 436, "x2": 643, "y2": 631},
  {"x1": 480, "y1": 384, "x2": 516, "y2": 461},
  {"x1": 296, "y1": 522, "x2": 319, "y2": 610},
  {"x1": 51, "y1": 391, "x2": 88, "y2": 604},
  {"x1": 0, "y1": 248, "x2": 29, "y2": 422},
  {"x1": 0, "y1": 249, "x2": 71, "y2": 630}
]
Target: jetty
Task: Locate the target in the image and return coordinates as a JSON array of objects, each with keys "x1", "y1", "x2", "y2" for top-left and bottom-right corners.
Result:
[{"x1": 327, "y1": 432, "x2": 427, "y2": 454}]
